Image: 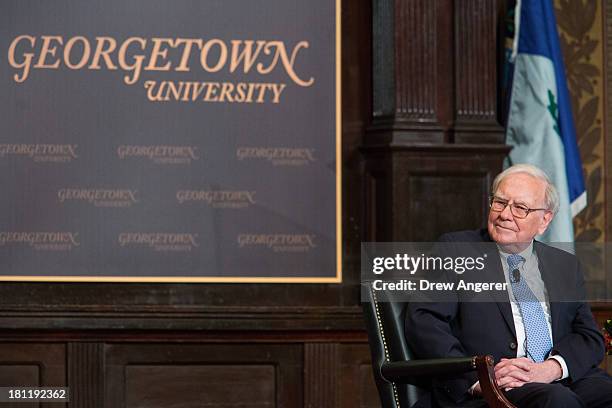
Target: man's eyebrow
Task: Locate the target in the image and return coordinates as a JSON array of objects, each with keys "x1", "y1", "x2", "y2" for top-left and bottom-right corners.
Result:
[{"x1": 494, "y1": 196, "x2": 531, "y2": 206}]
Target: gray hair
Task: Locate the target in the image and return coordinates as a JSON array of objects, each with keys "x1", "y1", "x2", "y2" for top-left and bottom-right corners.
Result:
[{"x1": 491, "y1": 164, "x2": 560, "y2": 214}]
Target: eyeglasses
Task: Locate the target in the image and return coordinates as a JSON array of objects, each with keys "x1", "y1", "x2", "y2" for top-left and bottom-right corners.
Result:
[{"x1": 489, "y1": 196, "x2": 549, "y2": 219}]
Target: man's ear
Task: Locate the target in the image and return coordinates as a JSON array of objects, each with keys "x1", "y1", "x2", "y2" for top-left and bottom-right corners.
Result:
[{"x1": 537, "y1": 211, "x2": 554, "y2": 235}]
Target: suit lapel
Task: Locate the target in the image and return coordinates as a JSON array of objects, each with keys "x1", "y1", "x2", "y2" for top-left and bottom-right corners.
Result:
[
  {"x1": 491, "y1": 257, "x2": 517, "y2": 339},
  {"x1": 480, "y1": 236, "x2": 517, "y2": 339}
]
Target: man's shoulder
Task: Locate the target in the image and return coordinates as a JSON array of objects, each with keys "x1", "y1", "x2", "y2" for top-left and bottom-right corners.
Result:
[
  {"x1": 534, "y1": 240, "x2": 579, "y2": 263},
  {"x1": 438, "y1": 229, "x2": 490, "y2": 243}
]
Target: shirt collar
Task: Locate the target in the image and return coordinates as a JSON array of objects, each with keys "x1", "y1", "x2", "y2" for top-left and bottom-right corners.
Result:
[{"x1": 497, "y1": 241, "x2": 534, "y2": 266}]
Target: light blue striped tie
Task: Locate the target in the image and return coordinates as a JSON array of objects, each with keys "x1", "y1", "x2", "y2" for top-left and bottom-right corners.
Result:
[{"x1": 507, "y1": 254, "x2": 552, "y2": 362}]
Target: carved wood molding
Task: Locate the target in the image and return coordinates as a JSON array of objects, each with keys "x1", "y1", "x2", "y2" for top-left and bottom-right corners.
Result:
[
  {"x1": 371, "y1": 0, "x2": 445, "y2": 143},
  {"x1": 454, "y1": 0, "x2": 505, "y2": 142},
  {"x1": 68, "y1": 342, "x2": 104, "y2": 408},
  {"x1": 304, "y1": 343, "x2": 340, "y2": 408},
  {"x1": 370, "y1": 0, "x2": 506, "y2": 144}
]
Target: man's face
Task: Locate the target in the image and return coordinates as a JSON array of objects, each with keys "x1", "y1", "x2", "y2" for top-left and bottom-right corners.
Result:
[{"x1": 487, "y1": 173, "x2": 554, "y2": 248}]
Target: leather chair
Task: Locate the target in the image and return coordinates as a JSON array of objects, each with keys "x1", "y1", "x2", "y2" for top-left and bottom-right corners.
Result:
[{"x1": 362, "y1": 283, "x2": 515, "y2": 408}]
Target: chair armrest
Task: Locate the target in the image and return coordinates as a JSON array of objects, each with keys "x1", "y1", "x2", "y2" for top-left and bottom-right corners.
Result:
[
  {"x1": 381, "y1": 356, "x2": 477, "y2": 381},
  {"x1": 475, "y1": 355, "x2": 516, "y2": 408},
  {"x1": 381, "y1": 355, "x2": 516, "y2": 408}
]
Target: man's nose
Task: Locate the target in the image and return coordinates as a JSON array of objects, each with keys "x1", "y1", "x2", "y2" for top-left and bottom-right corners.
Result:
[{"x1": 499, "y1": 203, "x2": 514, "y2": 219}]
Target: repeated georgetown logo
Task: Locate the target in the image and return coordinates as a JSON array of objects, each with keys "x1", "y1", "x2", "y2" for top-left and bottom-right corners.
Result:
[
  {"x1": 237, "y1": 233, "x2": 317, "y2": 252},
  {"x1": 118, "y1": 232, "x2": 199, "y2": 251},
  {"x1": 236, "y1": 147, "x2": 316, "y2": 166},
  {"x1": 58, "y1": 188, "x2": 138, "y2": 207},
  {"x1": 176, "y1": 190, "x2": 256, "y2": 208},
  {"x1": 0, "y1": 144, "x2": 78, "y2": 162},
  {"x1": 117, "y1": 145, "x2": 199, "y2": 164},
  {"x1": 0, "y1": 231, "x2": 79, "y2": 251}
]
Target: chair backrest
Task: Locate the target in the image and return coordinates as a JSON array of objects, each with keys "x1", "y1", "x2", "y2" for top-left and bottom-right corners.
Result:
[{"x1": 362, "y1": 284, "x2": 429, "y2": 408}]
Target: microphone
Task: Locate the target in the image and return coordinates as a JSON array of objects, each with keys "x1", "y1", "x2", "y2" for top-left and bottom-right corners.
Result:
[{"x1": 511, "y1": 269, "x2": 521, "y2": 283}]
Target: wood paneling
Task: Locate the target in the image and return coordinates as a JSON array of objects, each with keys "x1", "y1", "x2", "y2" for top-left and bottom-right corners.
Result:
[
  {"x1": 0, "y1": 340, "x2": 379, "y2": 408},
  {"x1": 371, "y1": 0, "x2": 446, "y2": 142},
  {"x1": 68, "y1": 343, "x2": 103, "y2": 408},
  {"x1": 366, "y1": 0, "x2": 509, "y2": 242},
  {"x1": 0, "y1": 344, "x2": 67, "y2": 408},
  {"x1": 125, "y1": 365, "x2": 275, "y2": 408},
  {"x1": 305, "y1": 343, "x2": 339, "y2": 408},
  {"x1": 363, "y1": 145, "x2": 509, "y2": 241},
  {"x1": 339, "y1": 344, "x2": 381, "y2": 408},
  {"x1": 454, "y1": 0, "x2": 505, "y2": 143},
  {"x1": 105, "y1": 343, "x2": 302, "y2": 408}
]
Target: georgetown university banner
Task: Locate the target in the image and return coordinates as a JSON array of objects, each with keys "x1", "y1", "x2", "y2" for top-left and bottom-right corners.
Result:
[{"x1": 0, "y1": 0, "x2": 341, "y2": 282}]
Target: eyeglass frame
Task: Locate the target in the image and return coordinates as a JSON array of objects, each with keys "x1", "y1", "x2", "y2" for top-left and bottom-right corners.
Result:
[{"x1": 489, "y1": 196, "x2": 549, "y2": 219}]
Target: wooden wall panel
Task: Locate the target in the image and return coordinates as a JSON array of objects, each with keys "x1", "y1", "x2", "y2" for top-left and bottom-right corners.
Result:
[
  {"x1": 338, "y1": 344, "x2": 381, "y2": 408},
  {"x1": 105, "y1": 343, "x2": 302, "y2": 408},
  {"x1": 406, "y1": 172, "x2": 488, "y2": 241},
  {"x1": 0, "y1": 365, "x2": 40, "y2": 408},
  {"x1": 0, "y1": 339, "x2": 378, "y2": 408},
  {"x1": 363, "y1": 145, "x2": 509, "y2": 241},
  {"x1": 0, "y1": 344, "x2": 67, "y2": 408},
  {"x1": 125, "y1": 365, "x2": 275, "y2": 408}
]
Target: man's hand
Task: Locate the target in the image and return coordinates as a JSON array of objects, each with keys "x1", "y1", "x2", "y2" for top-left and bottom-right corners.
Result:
[{"x1": 494, "y1": 358, "x2": 562, "y2": 391}]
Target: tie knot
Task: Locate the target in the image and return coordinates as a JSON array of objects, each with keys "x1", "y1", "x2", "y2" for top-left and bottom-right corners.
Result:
[{"x1": 507, "y1": 254, "x2": 525, "y2": 271}]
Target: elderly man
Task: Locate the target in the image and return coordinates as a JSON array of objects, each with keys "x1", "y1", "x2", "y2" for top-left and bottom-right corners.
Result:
[{"x1": 406, "y1": 164, "x2": 612, "y2": 407}]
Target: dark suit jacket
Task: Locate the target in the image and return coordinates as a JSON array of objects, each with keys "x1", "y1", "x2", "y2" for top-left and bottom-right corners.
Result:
[{"x1": 405, "y1": 229, "x2": 604, "y2": 407}]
